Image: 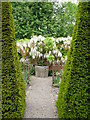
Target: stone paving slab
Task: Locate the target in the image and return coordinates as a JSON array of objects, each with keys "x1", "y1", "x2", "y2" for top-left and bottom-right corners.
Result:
[{"x1": 24, "y1": 76, "x2": 59, "y2": 118}]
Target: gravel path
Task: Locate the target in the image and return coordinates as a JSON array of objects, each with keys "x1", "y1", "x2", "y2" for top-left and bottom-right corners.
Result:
[{"x1": 23, "y1": 76, "x2": 59, "y2": 118}]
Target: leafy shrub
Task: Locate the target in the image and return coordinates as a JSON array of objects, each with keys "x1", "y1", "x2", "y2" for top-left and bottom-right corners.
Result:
[
  {"x1": 21, "y1": 62, "x2": 35, "y2": 84},
  {"x1": 2, "y1": 2, "x2": 26, "y2": 119},
  {"x1": 57, "y1": 2, "x2": 89, "y2": 119}
]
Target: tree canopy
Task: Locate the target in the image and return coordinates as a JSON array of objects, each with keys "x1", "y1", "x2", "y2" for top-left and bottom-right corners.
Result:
[{"x1": 11, "y1": 2, "x2": 77, "y2": 40}]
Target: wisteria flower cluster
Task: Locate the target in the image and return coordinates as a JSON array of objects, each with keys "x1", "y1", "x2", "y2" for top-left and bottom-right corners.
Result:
[{"x1": 16, "y1": 35, "x2": 72, "y2": 65}]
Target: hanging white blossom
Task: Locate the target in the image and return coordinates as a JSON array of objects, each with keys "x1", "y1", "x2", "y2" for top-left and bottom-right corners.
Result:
[
  {"x1": 65, "y1": 56, "x2": 67, "y2": 61},
  {"x1": 56, "y1": 39, "x2": 59, "y2": 43},
  {"x1": 29, "y1": 52, "x2": 31, "y2": 56},
  {"x1": 57, "y1": 59, "x2": 60, "y2": 63},
  {"x1": 53, "y1": 50, "x2": 56, "y2": 54},
  {"x1": 20, "y1": 58, "x2": 25, "y2": 63},
  {"x1": 16, "y1": 42, "x2": 21, "y2": 47},
  {"x1": 20, "y1": 46, "x2": 23, "y2": 50},
  {"x1": 49, "y1": 51, "x2": 51, "y2": 55},
  {"x1": 61, "y1": 57, "x2": 65, "y2": 63},
  {"x1": 32, "y1": 55, "x2": 35, "y2": 59},
  {"x1": 23, "y1": 42, "x2": 27, "y2": 49},
  {"x1": 58, "y1": 52, "x2": 62, "y2": 57}
]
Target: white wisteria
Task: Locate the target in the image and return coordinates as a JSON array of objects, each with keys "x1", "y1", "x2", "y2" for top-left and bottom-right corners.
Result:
[{"x1": 16, "y1": 35, "x2": 72, "y2": 64}]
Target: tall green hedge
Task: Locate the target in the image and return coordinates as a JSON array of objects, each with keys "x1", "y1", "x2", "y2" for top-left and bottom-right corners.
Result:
[
  {"x1": 0, "y1": 2, "x2": 2, "y2": 119},
  {"x1": 2, "y1": 2, "x2": 26, "y2": 119},
  {"x1": 57, "y1": 1, "x2": 90, "y2": 119}
]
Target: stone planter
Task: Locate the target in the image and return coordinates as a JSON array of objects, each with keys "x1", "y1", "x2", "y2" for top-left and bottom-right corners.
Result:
[{"x1": 35, "y1": 65, "x2": 49, "y2": 78}]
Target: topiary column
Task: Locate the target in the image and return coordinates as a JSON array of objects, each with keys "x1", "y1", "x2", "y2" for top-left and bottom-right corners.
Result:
[
  {"x1": 2, "y1": 2, "x2": 26, "y2": 119},
  {"x1": 57, "y1": 1, "x2": 90, "y2": 119}
]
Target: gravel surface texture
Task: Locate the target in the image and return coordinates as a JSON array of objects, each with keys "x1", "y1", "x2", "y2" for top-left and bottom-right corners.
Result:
[{"x1": 23, "y1": 76, "x2": 59, "y2": 118}]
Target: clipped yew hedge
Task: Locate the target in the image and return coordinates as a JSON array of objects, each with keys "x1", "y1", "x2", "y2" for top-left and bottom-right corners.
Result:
[
  {"x1": 57, "y1": 1, "x2": 90, "y2": 119},
  {"x1": 2, "y1": 2, "x2": 26, "y2": 119}
]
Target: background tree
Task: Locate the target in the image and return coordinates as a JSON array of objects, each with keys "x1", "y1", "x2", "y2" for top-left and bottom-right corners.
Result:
[
  {"x1": 2, "y1": 2, "x2": 26, "y2": 118},
  {"x1": 52, "y1": 2, "x2": 77, "y2": 37},
  {"x1": 11, "y1": 2, "x2": 77, "y2": 40},
  {"x1": 11, "y1": 2, "x2": 54, "y2": 39},
  {"x1": 57, "y1": 1, "x2": 89, "y2": 119}
]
